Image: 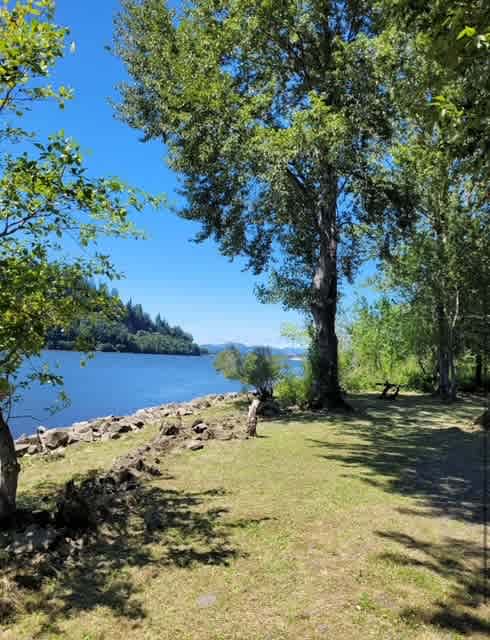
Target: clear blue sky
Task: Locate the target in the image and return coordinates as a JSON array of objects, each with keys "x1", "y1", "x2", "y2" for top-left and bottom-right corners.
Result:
[{"x1": 25, "y1": 0, "x2": 376, "y2": 346}]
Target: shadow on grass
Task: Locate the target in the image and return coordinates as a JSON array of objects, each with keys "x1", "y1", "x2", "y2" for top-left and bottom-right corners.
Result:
[
  {"x1": 305, "y1": 394, "x2": 489, "y2": 634},
  {"x1": 306, "y1": 394, "x2": 487, "y2": 523},
  {"x1": 2, "y1": 478, "x2": 266, "y2": 636},
  {"x1": 377, "y1": 531, "x2": 490, "y2": 634}
]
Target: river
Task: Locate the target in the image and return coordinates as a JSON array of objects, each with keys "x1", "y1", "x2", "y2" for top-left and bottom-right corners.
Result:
[{"x1": 8, "y1": 351, "x2": 301, "y2": 438}]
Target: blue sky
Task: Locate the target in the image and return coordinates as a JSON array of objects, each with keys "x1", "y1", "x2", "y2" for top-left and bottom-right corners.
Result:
[{"x1": 24, "y1": 0, "x2": 376, "y2": 346}]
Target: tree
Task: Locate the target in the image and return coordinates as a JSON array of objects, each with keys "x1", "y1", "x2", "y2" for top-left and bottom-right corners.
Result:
[
  {"x1": 114, "y1": 0, "x2": 397, "y2": 410},
  {"x1": 214, "y1": 347, "x2": 285, "y2": 401},
  {"x1": 379, "y1": 0, "x2": 490, "y2": 177},
  {"x1": 374, "y1": 132, "x2": 489, "y2": 401},
  {"x1": 0, "y1": 1, "x2": 154, "y2": 520}
]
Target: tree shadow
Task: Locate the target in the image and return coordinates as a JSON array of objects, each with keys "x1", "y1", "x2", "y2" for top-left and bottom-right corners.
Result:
[
  {"x1": 307, "y1": 394, "x2": 487, "y2": 524},
  {"x1": 1, "y1": 478, "x2": 265, "y2": 636},
  {"x1": 304, "y1": 395, "x2": 489, "y2": 635},
  {"x1": 376, "y1": 531, "x2": 490, "y2": 634}
]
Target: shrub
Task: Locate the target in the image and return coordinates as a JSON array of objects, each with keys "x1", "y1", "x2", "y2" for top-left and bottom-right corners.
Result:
[
  {"x1": 275, "y1": 359, "x2": 312, "y2": 408},
  {"x1": 215, "y1": 347, "x2": 286, "y2": 400}
]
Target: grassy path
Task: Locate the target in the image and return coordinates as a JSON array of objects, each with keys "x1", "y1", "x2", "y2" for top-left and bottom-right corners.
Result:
[{"x1": 2, "y1": 394, "x2": 489, "y2": 639}]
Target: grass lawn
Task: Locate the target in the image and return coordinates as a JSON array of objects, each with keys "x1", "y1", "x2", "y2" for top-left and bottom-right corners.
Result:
[{"x1": 1, "y1": 394, "x2": 489, "y2": 640}]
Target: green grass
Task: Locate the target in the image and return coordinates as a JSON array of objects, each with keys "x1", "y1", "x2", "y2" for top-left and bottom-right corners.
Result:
[{"x1": 2, "y1": 393, "x2": 489, "y2": 640}]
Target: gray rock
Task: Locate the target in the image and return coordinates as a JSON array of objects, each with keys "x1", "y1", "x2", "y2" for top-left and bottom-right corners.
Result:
[
  {"x1": 213, "y1": 431, "x2": 233, "y2": 441},
  {"x1": 186, "y1": 440, "x2": 204, "y2": 451},
  {"x1": 197, "y1": 594, "x2": 217, "y2": 608},
  {"x1": 42, "y1": 428, "x2": 69, "y2": 450},
  {"x1": 152, "y1": 435, "x2": 176, "y2": 451},
  {"x1": 72, "y1": 421, "x2": 93, "y2": 434},
  {"x1": 103, "y1": 422, "x2": 133, "y2": 439},
  {"x1": 68, "y1": 430, "x2": 93, "y2": 445},
  {"x1": 192, "y1": 422, "x2": 209, "y2": 434},
  {"x1": 177, "y1": 408, "x2": 194, "y2": 417}
]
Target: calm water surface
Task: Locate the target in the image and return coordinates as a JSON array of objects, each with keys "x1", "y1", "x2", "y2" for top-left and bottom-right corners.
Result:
[
  {"x1": 9, "y1": 351, "x2": 243, "y2": 438},
  {"x1": 10, "y1": 351, "x2": 302, "y2": 438}
]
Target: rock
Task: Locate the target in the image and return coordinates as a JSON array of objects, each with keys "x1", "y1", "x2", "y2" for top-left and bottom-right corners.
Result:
[
  {"x1": 16, "y1": 434, "x2": 38, "y2": 446},
  {"x1": 6, "y1": 525, "x2": 60, "y2": 556},
  {"x1": 56, "y1": 481, "x2": 95, "y2": 530},
  {"x1": 192, "y1": 422, "x2": 209, "y2": 434},
  {"x1": 160, "y1": 422, "x2": 180, "y2": 436},
  {"x1": 15, "y1": 442, "x2": 31, "y2": 457},
  {"x1": 47, "y1": 448, "x2": 66, "y2": 460},
  {"x1": 72, "y1": 421, "x2": 93, "y2": 434},
  {"x1": 129, "y1": 419, "x2": 145, "y2": 431},
  {"x1": 113, "y1": 453, "x2": 162, "y2": 480},
  {"x1": 186, "y1": 440, "x2": 204, "y2": 451},
  {"x1": 27, "y1": 444, "x2": 39, "y2": 455},
  {"x1": 42, "y1": 428, "x2": 70, "y2": 450},
  {"x1": 214, "y1": 431, "x2": 233, "y2": 441},
  {"x1": 103, "y1": 422, "x2": 133, "y2": 439},
  {"x1": 197, "y1": 594, "x2": 217, "y2": 608},
  {"x1": 68, "y1": 430, "x2": 93, "y2": 445},
  {"x1": 152, "y1": 435, "x2": 176, "y2": 451}
]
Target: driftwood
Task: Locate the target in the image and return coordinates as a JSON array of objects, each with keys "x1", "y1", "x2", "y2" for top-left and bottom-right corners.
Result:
[
  {"x1": 376, "y1": 381, "x2": 404, "y2": 400},
  {"x1": 247, "y1": 399, "x2": 261, "y2": 437}
]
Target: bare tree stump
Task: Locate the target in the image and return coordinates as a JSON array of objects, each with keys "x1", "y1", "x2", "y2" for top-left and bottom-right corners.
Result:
[{"x1": 247, "y1": 399, "x2": 261, "y2": 437}]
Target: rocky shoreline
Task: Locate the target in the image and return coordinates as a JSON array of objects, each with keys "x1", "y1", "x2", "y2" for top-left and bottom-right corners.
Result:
[
  {"x1": 14, "y1": 391, "x2": 247, "y2": 459},
  {"x1": 3, "y1": 391, "x2": 253, "y2": 559}
]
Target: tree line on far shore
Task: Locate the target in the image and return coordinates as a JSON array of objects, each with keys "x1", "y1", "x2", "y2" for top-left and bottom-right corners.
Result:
[{"x1": 47, "y1": 284, "x2": 202, "y2": 356}]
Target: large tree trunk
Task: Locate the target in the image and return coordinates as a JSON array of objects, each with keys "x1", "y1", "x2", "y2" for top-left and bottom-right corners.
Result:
[
  {"x1": 0, "y1": 408, "x2": 20, "y2": 522},
  {"x1": 309, "y1": 170, "x2": 345, "y2": 410},
  {"x1": 436, "y1": 303, "x2": 457, "y2": 402}
]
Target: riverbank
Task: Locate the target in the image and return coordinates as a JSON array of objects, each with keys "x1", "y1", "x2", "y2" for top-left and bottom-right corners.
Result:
[
  {"x1": 11, "y1": 351, "x2": 250, "y2": 437},
  {"x1": 14, "y1": 391, "x2": 247, "y2": 459}
]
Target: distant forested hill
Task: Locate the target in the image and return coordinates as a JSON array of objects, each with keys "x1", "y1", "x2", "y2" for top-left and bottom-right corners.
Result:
[
  {"x1": 201, "y1": 343, "x2": 305, "y2": 357},
  {"x1": 47, "y1": 288, "x2": 202, "y2": 356}
]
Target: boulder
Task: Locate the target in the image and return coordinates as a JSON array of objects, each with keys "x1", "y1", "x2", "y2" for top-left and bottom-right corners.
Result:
[
  {"x1": 192, "y1": 422, "x2": 209, "y2": 434},
  {"x1": 103, "y1": 422, "x2": 133, "y2": 439},
  {"x1": 71, "y1": 421, "x2": 93, "y2": 434},
  {"x1": 42, "y1": 428, "x2": 70, "y2": 450},
  {"x1": 160, "y1": 422, "x2": 180, "y2": 436},
  {"x1": 213, "y1": 430, "x2": 233, "y2": 441},
  {"x1": 186, "y1": 440, "x2": 204, "y2": 451},
  {"x1": 68, "y1": 430, "x2": 93, "y2": 445},
  {"x1": 152, "y1": 434, "x2": 176, "y2": 451},
  {"x1": 177, "y1": 407, "x2": 194, "y2": 417}
]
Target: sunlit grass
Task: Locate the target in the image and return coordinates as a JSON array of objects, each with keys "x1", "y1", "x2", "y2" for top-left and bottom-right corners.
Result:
[{"x1": 2, "y1": 393, "x2": 489, "y2": 640}]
